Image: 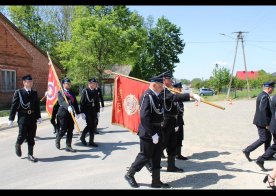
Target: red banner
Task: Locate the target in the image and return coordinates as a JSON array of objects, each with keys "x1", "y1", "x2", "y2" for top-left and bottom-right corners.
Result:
[
  {"x1": 112, "y1": 75, "x2": 149, "y2": 133},
  {"x1": 46, "y1": 63, "x2": 60, "y2": 116}
]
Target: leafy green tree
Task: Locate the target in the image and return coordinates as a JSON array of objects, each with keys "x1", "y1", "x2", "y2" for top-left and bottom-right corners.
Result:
[
  {"x1": 180, "y1": 79, "x2": 191, "y2": 85},
  {"x1": 8, "y1": 6, "x2": 59, "y2": 55},
  {"x1": 131, "y1": 16, "x2": 185, "y2": 80},
  {"x1": 191, "y1": 78, "x2": 203, "y2": 89},
  {"x1": 56, "y1": 6, "x2": 147, "y2": 84},
  {"x1": 209, "y1": 64, "x2": 230, "y2": 93}
]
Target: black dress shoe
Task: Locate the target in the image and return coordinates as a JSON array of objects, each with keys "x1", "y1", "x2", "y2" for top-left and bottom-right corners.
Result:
[
  {"x1": 80, "y1": 138, "x2": 87, "y2": 146},
  {"x1": 88, "y1": 142, "x2": 98, "y2": 147},
  {"x1": 176, "y1": 155, "x2": 188, "y2": 160},
  {"x1": 66, "y1": 146, "x2": 77, "y2": 152},
  {"x1": 256, "y1": 160, "x2": 267, "y2": 171},
  {"x1": 242, "y1": 150, "x2": 252, "y2": 162},
  {"x1": 124, "y1": 174, "x2": 139, "y2": 188},
  {"x1": 94, "y1": 130, "x2": 99, "y2": 134},
  {"x1": 15, "y1": 144, "x2": 22, "y2": 157},
  {"x1": 167, "y1": 166, "x2": 184, "y2": 173},
  {"x1": 151, "y1": 181, "x2": 170, "y2": 188},
  {"x1": 28, "y1": 154, "x2": 38, "y2": 162}
]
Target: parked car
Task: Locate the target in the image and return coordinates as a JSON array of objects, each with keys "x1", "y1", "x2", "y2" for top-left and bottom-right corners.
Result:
[{"x1": 199, "y1": 88, "x2": 216, "y2": 96}]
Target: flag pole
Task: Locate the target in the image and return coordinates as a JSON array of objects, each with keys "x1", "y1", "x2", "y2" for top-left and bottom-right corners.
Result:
[
  {"x1": 47, "y1": 52, "x2": 81, "y2": 134},
  {"x1": 104, "y1": 70, "x2": 225, "y2": 110}
]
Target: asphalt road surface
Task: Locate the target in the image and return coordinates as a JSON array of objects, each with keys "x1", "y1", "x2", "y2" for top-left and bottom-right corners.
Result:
[{"x1": 0, "y1": 99, "x2": 274, "y2": 189}]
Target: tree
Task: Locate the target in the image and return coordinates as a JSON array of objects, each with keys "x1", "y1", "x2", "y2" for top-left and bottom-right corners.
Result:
[
  {"x1": 56, "y1": 6, "x2": 147, "y2": 84},
  {"x1": 209, "y1": 64, "x2": 230, "y2": 93},
  {"x1": 130, "y1": 16, "x2": 185, "y2": 80},
  {"x1": 149, "y1": 16, "x2": 185, "y2": 76},
  {"x1": 8, "y1": 6, "x2": 59, "y2": 55},
  {"x1": 180, "y1": 79, "x2": 191, "y2": 85}
]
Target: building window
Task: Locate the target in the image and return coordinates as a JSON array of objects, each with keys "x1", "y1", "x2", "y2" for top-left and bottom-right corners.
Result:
[{"x1": 1, "y1": 70, "x2": 16, "y2": 92}]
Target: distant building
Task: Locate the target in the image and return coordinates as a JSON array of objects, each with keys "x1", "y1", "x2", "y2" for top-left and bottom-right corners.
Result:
[
  {"x1": 236, "y1": 71, "x2": 259, "y2": 80},
  {"x1": 0, "y1": 13, "x2": 63, "y2": 106},
  {"x1": 272, "y1": 72, "x2": 276, "y2": 77}
]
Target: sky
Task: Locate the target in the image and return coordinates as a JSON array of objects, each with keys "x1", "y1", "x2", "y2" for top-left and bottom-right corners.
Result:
[{"x1": 128, "y1": 6, "x2": 276, "y2": 80}]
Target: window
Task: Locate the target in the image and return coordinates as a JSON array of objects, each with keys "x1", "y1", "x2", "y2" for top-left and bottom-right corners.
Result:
[{"x1": 1, "y1": 70, "x2": 16, "y2": 92}]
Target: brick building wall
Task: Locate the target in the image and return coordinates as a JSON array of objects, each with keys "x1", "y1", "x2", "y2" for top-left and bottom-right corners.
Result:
[{"x1": 0, "y1": 13, "x2": 62, "y2": 106}]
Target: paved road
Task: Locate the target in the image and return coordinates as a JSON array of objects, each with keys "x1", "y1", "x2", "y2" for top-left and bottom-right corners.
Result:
[{"x1": 0, "y1": 99, "x2": 274, "y2": 189}]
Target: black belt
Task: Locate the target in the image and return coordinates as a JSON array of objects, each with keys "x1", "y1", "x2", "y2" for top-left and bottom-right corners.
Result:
[
  {"x1": 152, "y1": 122, "x2": 163, "y2": 127},
  {"x1": 19, "y1": 110, "x2": 34, "y2": 114},
  {"x1": 164, "y1": 114, "x2": 178, "y2": 118}
]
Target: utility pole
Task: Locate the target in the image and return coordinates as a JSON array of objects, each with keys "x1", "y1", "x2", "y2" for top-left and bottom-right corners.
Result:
[{"x1": 226, "y1": 31, "x2": 250, "y2": 100}]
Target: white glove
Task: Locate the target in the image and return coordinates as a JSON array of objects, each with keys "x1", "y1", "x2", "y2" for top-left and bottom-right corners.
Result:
[
  {"x1": 101, "y1": 107, "x2": 104, "y2": 112},
  {"x1": 68, "y1": 106, "x2": 73, "y2": 113},
  {"x1": 81, "y1": 113, "x2": 86, "y2": 120},
  {"x1": 37, "y1": 118, "x2": 42, "y2": 124},
  {"x1": 97, "y1": 112, "x2": 100, "y2": 118},
  {"x1": 152, "y1": 133, "x2": 159, "y2": 144},
  {"x1": 192, "y1": 94, "x2": 201, "y2": 103},
  {"x1": 175, "y1": 126, "x2": 179, "y2": 132},
  {"x1": 76, "y1": 114, "x2": 80, "y2": 119},
  {"x1": 8, "y1": 120, "x2": 14, "y2": 127}
]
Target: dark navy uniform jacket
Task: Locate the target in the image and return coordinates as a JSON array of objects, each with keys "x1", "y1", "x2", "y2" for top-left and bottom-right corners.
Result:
[
  {"x1": 176, "y1": 102, "x2": 184, "y2": 126},
  {"x1": 138, "y1": 89, "x2": 163, "y2": 141},
  {"x1": 96, "y1": 88, "x2": 104, "y2": 108},
  {"x1": 269, "y1": 95, "x2": 276, "y2": 134},
  {"x1": 159, "y1": 88, "x2": 190, "y2": 116},
  {"x1": 57, "y1": 90, "x2": 80, "y2": 117},
  {"x1": 9, "y1": 88, "x2": 41, "y2": 121},
  {"x1": 80, "y1": 88, "x2": 100, "y2": 113},
  {"x1": 253, "y1": 91, "x2": 272, "y2": 128}
]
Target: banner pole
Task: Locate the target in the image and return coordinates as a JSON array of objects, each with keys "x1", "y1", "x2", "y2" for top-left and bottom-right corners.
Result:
[
  {"x1": 104, "y1": 70, "x2": 225, "y2": 110},
  {"x1": 47, "y1": 52, "x2": 81, "y2": 134}
]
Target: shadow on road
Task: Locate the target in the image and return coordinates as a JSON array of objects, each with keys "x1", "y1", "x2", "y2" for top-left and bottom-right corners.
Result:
[
  {"x1": 189, "y1": 151, "x2": 231, "y2": 160},
  {"x1": 35, "y1": 136, "x2": 56, "y2": 140},
  {"x1": 35, "y1": 154, "x2": 100, "y2": 162},
  {"x1": 169, "y1": 173, "x2": 235, "y2": 189},
  {"x1": 75, "y1": 141, "x2": 139, "y2": 160}
]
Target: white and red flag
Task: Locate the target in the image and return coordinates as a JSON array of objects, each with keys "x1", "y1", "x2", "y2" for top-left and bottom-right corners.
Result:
[{"x1": 112, "y1": 75, "x2": 149, "y2": 133}]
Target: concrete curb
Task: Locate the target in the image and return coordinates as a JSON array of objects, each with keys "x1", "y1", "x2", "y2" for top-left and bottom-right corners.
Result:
[{"x1": 0, "y1": 101, "x2": 112, "y2": 131}]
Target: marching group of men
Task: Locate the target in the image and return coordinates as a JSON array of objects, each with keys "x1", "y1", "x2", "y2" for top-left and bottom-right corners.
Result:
[
  {"x1": 8, "y1": 75, "x2": 104, "y2": 161},
  {"x1": 8, "y1": 71, "x2": 201, "y2": 188},
  {"x1": 124, "y1": 71, "x2": 201, "y2": 188}
]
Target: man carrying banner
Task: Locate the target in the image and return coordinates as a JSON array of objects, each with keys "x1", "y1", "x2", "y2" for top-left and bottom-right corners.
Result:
[
  {"x1": 55, "y1": 78, "x2": 80, "y2": 152},
  {"x1": 8, "y1": 75, "x2": 42, "y2": 162},
  {"x1": 79, "y1": 78, "x2": 100, "y2": 147},
  {"x1": 158, "y1": 71, "x2": 201, "y2": 172},
  {"x1": 125, "y1": 75, "x2": 170, "y2": 188}
]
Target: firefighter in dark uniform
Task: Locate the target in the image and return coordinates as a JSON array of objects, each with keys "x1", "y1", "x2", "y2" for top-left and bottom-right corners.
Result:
[
  {"x1": 44, "y1": 91, "x2": 60, "y2": 134},
  {"x1": 79, "y1": 78, "x2": 100, "y2": 147},
  {"x1": 51, "y1": 101, "x2": 60, "y2": 134},
  {"x1": 95, "y1": 81, "x2": 104, "y2": 134},
  {"x1": 125, "y1": 76, "x2": 170, "y2": 188},
  {"x1": 256, "y1": 82, "x2": 276, "y2": 171},
  {"x1": 243, "y1": 81, "x2": 274, "y2": 162},
  {"x1": 8, "y1": 74, "x2": 41, "y2": 162},
  {"x1": 55, "y1": 78, "x2": 80, "y2": 152},
  {"x1": 158, "y1": 71, "x2": 201, "y2": 172},
  {"x1": 173, "y1": 82, "x2": 188, "y2": 160}
]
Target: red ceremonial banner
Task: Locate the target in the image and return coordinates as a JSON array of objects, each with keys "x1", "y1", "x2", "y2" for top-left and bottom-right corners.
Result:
[
  {"x1": 112, "y1": 75, "x2": 149, "y2": 133},
  {"x1": 46, "y1": 63, "x2": 60, "y2": 116}
]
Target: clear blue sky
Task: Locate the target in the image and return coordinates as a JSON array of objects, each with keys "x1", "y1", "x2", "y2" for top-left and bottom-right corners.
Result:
[{"x1": 129, "y1": 6, "x2": 276, "y2": 80}]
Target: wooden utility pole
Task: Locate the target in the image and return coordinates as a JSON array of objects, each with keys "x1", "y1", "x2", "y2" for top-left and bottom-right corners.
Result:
[{"x1": 226, "y1": 31, "x2": 250, "y2": 100}]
